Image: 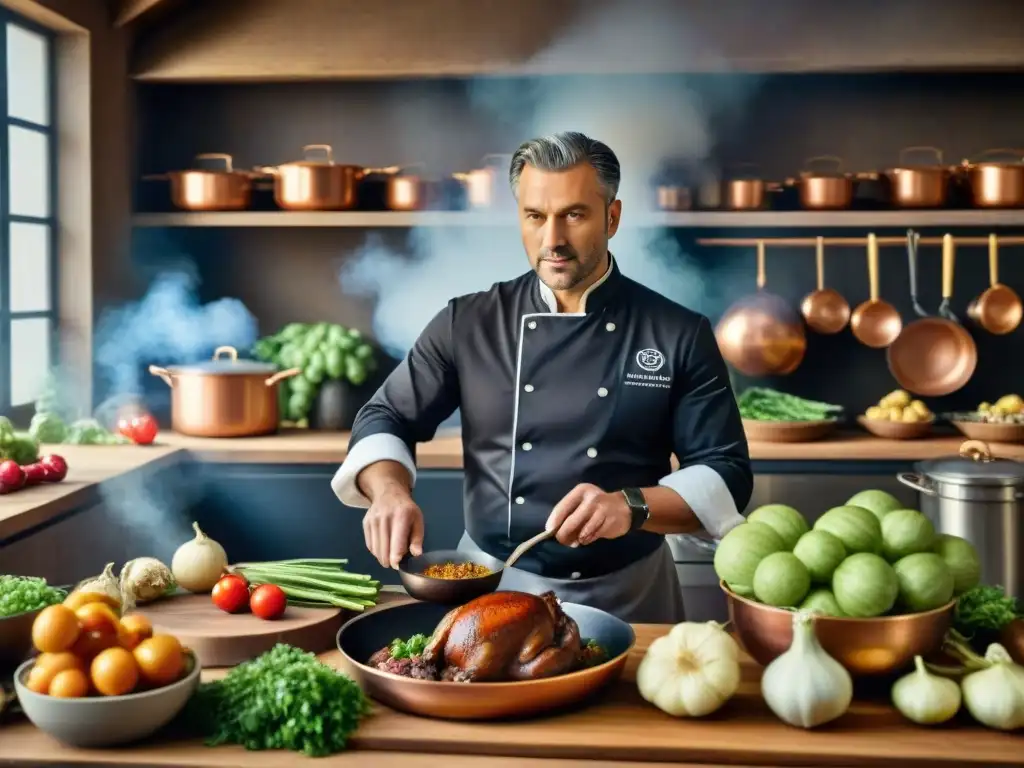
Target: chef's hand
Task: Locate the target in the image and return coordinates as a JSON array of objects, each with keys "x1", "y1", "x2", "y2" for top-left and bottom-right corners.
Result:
[
  {"x1": 363, "y1": 485, "x2": 425, "y2": 569},
  {"x1": 545, "y1": 483, "x2": 631, "y2": 547}
]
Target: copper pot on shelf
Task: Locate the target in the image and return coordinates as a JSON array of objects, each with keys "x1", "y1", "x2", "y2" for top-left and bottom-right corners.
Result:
[
  {"x1": 452, "y1": 154, "x2": 513, "y2": 209},
  {"x1": 257, "y1": 144, "x2": 364, "y2": 211},
  {"x1": 714, "y1": 241, "x2": 807, "y2": 377},
  {"x1": 790, "y1": 156, "x2": 855, "y2": 210},
  {"x1": 885, "y1": 146, "x2": 952, "y2": 208},
  {"x1": 655, "y1": 184, "x2": 692, "y2": 211},
  {"x1": 143, "y1": 153, "x2": 261, "y2": 211},
  {"x1": 722, "y1": 164, "x2": 776, "y2": 210},
  {"x1": 360, "y1": 164, "x2": 428, "y2": 211},
  {"x1": 961, "y1": 148, "x2": 1024, "y2": 208},
  {"x1": 148, "y1": 346, "x2": 301, "y2": 438}
]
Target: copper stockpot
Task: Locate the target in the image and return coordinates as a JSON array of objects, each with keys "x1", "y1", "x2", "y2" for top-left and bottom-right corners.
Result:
[
  {"x1": 885, "y1": 146, "x2": 952, "y2": 208},
  {"x1": 144, "y1": 153, "x2": 259, "y2": 211},
  {"x1": 258, "y1": 144, "x2": 364, "y2": 211},
  {"x1": 714, "y1": 241, "x2": 807, "y2": 377},
  {"x1": 723, "y1": 178, "x2": 768, "y2": 210},
  {"x1": 725, "y1": 583, "x2": 954, "y2": 677},
  {"x1": 961, "y1": 149, "x2": 1024, "y2": 208},
  {"x1": 791, "y1": 156, "x2": 855, "y2": 210},
  {"x1": 148, "y1": 346, "x2": 301, "y2": 438}
]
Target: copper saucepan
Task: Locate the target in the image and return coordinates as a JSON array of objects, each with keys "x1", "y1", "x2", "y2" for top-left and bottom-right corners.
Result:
[
  {"x1": 885, "y1": 146, "x2": 952, "y2": 208},
  {"x1": 800, "y1": 236, "x2": 850, "y2": 334},
  {"x1": 714, "y1": 241, "x2": 807, "y2": 377},
  {"x1": 850, "y1": 233, "x2": 902, "y2": 348},
  {"x1": 887, "y1": 235, "x2": 978, "y2": 397},
  {"x1": 968, "y1": 234, "x2": 1023, "y2": 335},
  {"x1": 257, "y1": 144, "x2": 364, "y2": 211},
  {"x1": 362, "y1": 164, "x2": 428, "y2": 211},
  {"x1": 453, "y1": 154, "x2": 514, "y2": 209},
  {"x1": 722, "y1": 164, "x2": 774, "y2": 210},
  {"x1": 961, "y1": 149, "x2": 1024, "y2": 209},
  {"x1": 143, "y1": 153, "x2": 263, "y2": 211},
  {"x1": 792, "y1": 156, "x2": 855, "y2": 210}
]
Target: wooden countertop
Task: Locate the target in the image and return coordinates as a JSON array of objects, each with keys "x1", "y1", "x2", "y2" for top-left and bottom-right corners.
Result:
[
  {"x1": 3, "y1": 428, "x2": 1023, "y2": 542},
  {"x1": 1, "y1": 604, "x2": 1019, "y2": 767}
]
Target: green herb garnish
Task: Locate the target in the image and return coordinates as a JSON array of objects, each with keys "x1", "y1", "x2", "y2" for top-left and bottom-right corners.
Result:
[
  {"x1": 187, "y1": 644, "x2": 370, "y2": 757},
  {"x1": 736, "y1": 387, "x2": 843, "y2": 422},
  {"x1": 955, "y1": 585, "x2": 1020, "y2": 636},
  {"x1": 390, "y1": 633, "x2": 430, "y2": 660}
]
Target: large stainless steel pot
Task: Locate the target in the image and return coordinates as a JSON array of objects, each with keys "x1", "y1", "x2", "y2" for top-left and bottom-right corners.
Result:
[
  {"x1": 148, "y1": 346, "x2": 301, "y2": 438},
  {"x1": 897, "y1": 439, "x2": 1024, "y2": 598}
]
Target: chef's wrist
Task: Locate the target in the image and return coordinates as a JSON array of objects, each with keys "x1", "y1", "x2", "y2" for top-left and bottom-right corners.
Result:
[
  {"x1": 357, "y1": 461, "x2": 413, "y2": 502},
  {"x1": 620, "y1": 487, "x2": 651, "y2": 532}
]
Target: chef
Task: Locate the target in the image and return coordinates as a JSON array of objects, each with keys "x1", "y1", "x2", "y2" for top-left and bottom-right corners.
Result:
[{"x1": 332, "y1": 131, "x2": 753, "y2": 623}]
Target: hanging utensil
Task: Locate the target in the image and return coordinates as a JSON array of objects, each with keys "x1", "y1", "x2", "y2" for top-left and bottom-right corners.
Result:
[
  {"x1": 714, "y1": 241, "x2": 807, "y2": 377},
  {"x1": 906, "y1": 229, "x2": 929, "y2": 318},
  {"x1": 800, "y1": 236, "x2": 850, "y2": 334},
  {"x1": 968, "y1": 234, "x2": 1023, "y2": 335},
  {"x1": 936, "y1": 234, "x2": 960, "y2": 322},
  {"x1": 887, "y1": 234, "x2": 978, "y2": 397},
  {"x1": 851, "y1": 233, "x2": 903, "y2": 348}
]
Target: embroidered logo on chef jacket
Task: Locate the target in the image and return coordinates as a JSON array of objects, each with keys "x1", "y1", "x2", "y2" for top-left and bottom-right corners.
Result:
[{"x1": 625, "y1": 348, "x2": 671, "y2": 390}]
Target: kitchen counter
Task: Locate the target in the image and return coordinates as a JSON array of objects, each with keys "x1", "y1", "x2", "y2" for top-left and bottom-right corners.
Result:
[
  {"x1": 2, "y1": 429, "x2": 1022, "y2": 542},
  {"x1": 1, "y1": 607, "x2": 1019, "y2": 767}
]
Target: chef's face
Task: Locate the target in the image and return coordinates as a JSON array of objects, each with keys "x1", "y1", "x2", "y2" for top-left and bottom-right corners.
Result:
[{"x1": 517, "y1": 163, "x2": 622, "y2": 294}]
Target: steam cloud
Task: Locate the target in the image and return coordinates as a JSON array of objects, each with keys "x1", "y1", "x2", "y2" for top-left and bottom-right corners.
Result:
[{"x1": 339, "y1": 3, "x2": 758, "y2": 358}]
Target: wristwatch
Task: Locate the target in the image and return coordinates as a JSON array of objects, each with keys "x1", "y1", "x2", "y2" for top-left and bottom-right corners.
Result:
[{"x1": 621, "y1": 487, "x2": 650, "y2": 531}]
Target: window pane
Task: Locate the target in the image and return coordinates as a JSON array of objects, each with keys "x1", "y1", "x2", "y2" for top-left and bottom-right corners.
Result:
[
  {"x1": 10, "y1": 222, "x2": 50, "y2": 312},
  {"x1": 11, "y1": 317, "x2": 51, "y2": 406},
  {"x1": 7, "y1": 23, "x2": 49, "y2": 126},
  {"x1": 8, "y1": 126, "x2": 49, "y2": 217}
]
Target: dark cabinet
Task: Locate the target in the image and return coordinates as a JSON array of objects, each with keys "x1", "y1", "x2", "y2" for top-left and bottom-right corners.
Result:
[{"x1": 191, "y1": 464, "x2": 465, "y2": 583}]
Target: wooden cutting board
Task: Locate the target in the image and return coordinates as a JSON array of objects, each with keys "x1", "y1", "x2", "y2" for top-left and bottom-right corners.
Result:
[{"x1": 139, "y1": 593, "x2": 345, "y2": 667}]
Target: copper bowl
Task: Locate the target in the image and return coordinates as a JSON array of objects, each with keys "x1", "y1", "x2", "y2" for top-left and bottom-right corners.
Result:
[
  {"x1": 742, "y1": 418, "x2": 838, "y2": 443},
  {"x1": 949, "y1": 418, "x2": 1024, "y2": 444},
  {"x1": 336, "y1": 599, "x2": 634, "y2": 720},
  {"x1": 723, "y1": 582, "x2": 954, "y2": 677},
  {"x1": 857, "y1": 415, "x2": 934, "y2": 440},
  {"x1": 398, "y1": 549, "x2": 505, "y2": 605}
]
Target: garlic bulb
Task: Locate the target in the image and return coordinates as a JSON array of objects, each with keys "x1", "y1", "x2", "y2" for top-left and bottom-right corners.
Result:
[
  {"x1": 171, "y1": 521, "x2": 229, "y2": 593},
  {"x1": 961, "y1": 643, "x2": 1024, "y2": 731},
  {"x1": 761, "y1": 609, "x2": 852, "y2": 728},
  {"x1": 892, "y1": 655, "x2": 961, "y2": 725},
  {"x1": 71, "y1": 561, "x2": 133, "y2": 612},
  {"x1": 636, "y1": 621, "x2": 741, "y2": 717},
  {"x1": 120, "y1": 557, "x2": 176, "y2": 604}
]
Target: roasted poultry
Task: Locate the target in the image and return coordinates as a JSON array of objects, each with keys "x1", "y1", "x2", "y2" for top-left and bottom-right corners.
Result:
[{"x1": 422, "y1": 590, "x2": 582, "y2": 682}]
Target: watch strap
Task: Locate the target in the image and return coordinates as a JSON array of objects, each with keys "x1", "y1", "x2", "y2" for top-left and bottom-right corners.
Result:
[{"x1": 621, "y1": 487, "x2": 650, "y2": 531}]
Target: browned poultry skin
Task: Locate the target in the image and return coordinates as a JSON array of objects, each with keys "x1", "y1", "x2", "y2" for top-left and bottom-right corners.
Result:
[{"x1": 422, "y1": 590, "x2": 582, "y2": 682}]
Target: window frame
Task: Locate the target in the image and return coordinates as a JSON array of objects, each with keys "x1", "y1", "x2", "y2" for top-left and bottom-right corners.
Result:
[{"x1": 0, "y1": 7, "x2": 58, "y2": 417}]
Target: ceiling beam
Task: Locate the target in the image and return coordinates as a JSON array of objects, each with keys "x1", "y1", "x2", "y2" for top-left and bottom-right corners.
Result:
[{"x1": 114, "y1": 0, "x2": 172, "y2": 27}]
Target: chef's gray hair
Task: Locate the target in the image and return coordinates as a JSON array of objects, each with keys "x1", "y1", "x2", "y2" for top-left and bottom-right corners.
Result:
[{"x1": 508, "y1": 131, "x2": 621, "y2": 205}]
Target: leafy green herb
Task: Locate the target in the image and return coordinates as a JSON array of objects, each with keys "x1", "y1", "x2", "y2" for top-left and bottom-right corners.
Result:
[
  {"x1": 187, "y1": 644, "x2": 371, "y2": 757},
  {"x1": 737, "y1": 388, "x2": 843, "y2": 422},
  {"x1": 390, "y1": 633, "x2": 430, "y2": 660},
  {"x1": 0, "y1": 576, "x2": 66, "y2": 617},
  {"x1": 955, "y1": 585, "x2": 1020, "y2": 636}
]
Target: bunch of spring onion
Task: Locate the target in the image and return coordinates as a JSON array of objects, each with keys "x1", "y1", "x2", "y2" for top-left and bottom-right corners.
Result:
[{"x1": 230, "y1": 558, "x2": 380, "y2": 613}]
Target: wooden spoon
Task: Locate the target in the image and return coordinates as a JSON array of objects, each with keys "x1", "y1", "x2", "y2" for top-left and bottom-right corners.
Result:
[
  {"x1": 800, "y1": 236, "x2": 850, "y2": 334},
  {"x1": 968, "y1": 234, "x2": 1023, "y2": 335},
  {"x1": 851, "y1": 233, "x2": 903, "y2": 348}
]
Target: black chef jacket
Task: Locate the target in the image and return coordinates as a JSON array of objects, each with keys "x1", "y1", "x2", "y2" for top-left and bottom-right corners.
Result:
[{"x1": 332, "y1": 256, "x2": 753, "y2": 580}]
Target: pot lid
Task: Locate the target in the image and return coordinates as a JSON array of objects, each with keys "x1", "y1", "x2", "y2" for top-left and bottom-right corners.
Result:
[
  {"x1": 914, "y1": 440, "x2": 1024, "y2": 486},
  {"x1": 166, "y1": 346, "x2": 277, "y2": 375}
]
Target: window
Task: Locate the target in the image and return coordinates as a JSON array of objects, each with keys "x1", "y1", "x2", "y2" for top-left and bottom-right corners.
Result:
[{"x1": 0, "y1": 10, "x2": 56, "y2": 414}]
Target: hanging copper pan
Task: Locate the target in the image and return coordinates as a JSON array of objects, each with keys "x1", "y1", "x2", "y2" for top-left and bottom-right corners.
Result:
[
  {"x1": 968, "y1": 234, "x2": 1023, "y2": 335},
  {"x1": 887, "y1": 235, "x2": 977, "y2": 397},
  {"x1": 715, "y1": 241, "x2": 806, "y2": 377}
]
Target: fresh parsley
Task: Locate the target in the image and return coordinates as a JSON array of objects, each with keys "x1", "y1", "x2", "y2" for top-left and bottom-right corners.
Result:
[
  {"x1": 389, "y1": 633, "x2": 430, "y2": 659},
  {"x1": 955, "y1": 585, "x2": 1020, "y2": 635}
]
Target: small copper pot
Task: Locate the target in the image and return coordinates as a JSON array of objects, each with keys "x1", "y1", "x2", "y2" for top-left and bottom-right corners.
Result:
[
  {"x1": 655, "y1": 184, "x2": 692, "y2": 211},
  {"x1": 886, "y1": 146, "x2": 952, "y2": 208},
  {"x1": 144, "y1": 153, "x2": 258, "y2": 211},
  {"x1": 453, "y1": 154, "x2": 513, "y2": 209},
  {"x1": 724, "y1": 179, "x2": 767, "y2": 210},
  {"x1": 961, "y1": 149, "x2": 1024, "y2": 209},
  {"x1": 258, "y1": 144, "x2": 364, "y2": 211},
  {"x1": 148, "y1": 346, "x2": 301, "y2": 438},
  {"x1": 794, "y1": 156, "x2": 854, "y2": 210},
  {"x1": 372, "y1": 164, "x2": 427, "y2": 211}
]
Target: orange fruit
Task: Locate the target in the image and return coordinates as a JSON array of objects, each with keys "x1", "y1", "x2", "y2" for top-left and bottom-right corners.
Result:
[
  {"x1": 90, "y1": 647, "x2": 138, "y2": 696},
  {"x1": 31, "y1": 605, "x2": 81, "y2": 653}
]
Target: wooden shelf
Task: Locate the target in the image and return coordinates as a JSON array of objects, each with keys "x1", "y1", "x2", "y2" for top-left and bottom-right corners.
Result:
[{"x1": 131, "y1": 210, "x2": 1024, "y2": 229}]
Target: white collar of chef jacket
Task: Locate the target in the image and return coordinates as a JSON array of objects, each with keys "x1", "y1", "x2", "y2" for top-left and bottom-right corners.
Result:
[{"x1": 537, "y1": 254, "x2": 615, "y2": 314}]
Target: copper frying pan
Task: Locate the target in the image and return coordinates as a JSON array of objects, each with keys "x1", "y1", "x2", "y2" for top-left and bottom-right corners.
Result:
[{"x1": 887, "y1": 234, "x2": 978, "y2": 397}]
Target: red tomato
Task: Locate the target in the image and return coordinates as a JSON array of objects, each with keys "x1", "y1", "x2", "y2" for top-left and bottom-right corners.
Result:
[
  {"x1": 211, "y1": 575, "x2": 250, "y2": 614},
  {"x1": 250, "y1": 584, "x2": 287, "y2": 621},
  {"x1": 119, "y1": 413, "x2": 159, "y2": 445},
  {"x1": 39, "y1": 454, "x2": 68, "y2": 482},
  {"x1": 0, "y1": 460, "x2": 25, "y2": 493},
  {"x1": 22, "y1": 463, "x2": 47, "y2": 485}
]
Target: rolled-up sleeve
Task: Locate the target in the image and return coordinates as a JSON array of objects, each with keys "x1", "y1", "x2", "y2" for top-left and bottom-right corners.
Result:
[
  {"x1": 331, "y1": 302, "x2": 461, "y2": 508},
  {"x1": 658, "y1": 315, "x2": 752, "y2": 538}
]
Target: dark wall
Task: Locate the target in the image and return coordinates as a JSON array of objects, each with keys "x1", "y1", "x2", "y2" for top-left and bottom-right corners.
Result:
[{"x1": 131, "y1": 73, "x2": 1024, "y2": 416}]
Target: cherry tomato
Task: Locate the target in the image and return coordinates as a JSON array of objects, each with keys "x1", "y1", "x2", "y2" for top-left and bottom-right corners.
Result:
[
  {"x1": 250, "y1": 584, "x2": 287, "y2": 620},
  {"x1": 119, "y1": 413, "x2": 159, "y2": 445},
  {"x1": 39, "y1": 454, "x2": 68, "y2": 482},
  {"x1": 211, "y1": 575, "x2": 250, "y2": 614}
]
